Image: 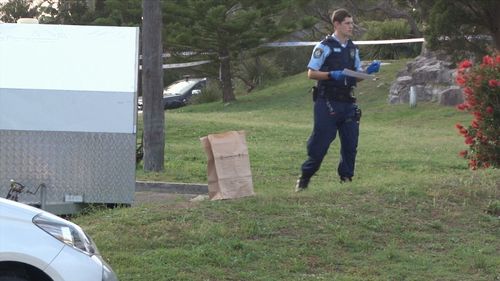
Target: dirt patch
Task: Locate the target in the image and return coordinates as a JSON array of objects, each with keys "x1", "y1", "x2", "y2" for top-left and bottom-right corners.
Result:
[{"x1": 132, "y1": 191, "x2": 201, "y2": 206}]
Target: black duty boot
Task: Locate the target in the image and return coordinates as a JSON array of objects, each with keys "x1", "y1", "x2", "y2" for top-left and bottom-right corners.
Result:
[
  {"x1": 340, "y1": 176, "x2": 352, "y2": 183},
  {"x1": 295, "y1": 176, "x2": 310, "y2": 192}
]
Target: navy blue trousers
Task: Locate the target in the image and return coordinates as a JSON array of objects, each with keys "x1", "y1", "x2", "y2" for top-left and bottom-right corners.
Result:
[{"x1": 301, "y1": 98, "x2": 359, "y2": 179}]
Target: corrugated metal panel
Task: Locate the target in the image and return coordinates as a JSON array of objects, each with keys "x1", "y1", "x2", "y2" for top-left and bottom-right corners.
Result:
[{"x1": 0, "y1": 130, "x2": 135, "y2": 204}]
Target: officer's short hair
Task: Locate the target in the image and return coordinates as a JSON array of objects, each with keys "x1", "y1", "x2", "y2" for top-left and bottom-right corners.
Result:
[{"x1": 331, "y1": 9, "x2": 352, "y2": 24}]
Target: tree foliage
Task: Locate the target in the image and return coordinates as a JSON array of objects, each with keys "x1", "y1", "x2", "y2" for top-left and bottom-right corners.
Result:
[
  {"x1": 345, "y1": 0, "x2": 422, "y2": 37},
  {"x1": 359, "y1": 19, "x2": 421, "y2": 60},
  {"x1": 0, "y1": 0, "x2": 41, "y2": 22},
  {"x1": 0, "y1": 0, "x2": 97, "y2": 24},
  {"x1": 40, "y1": 0, "x2": 95, "y2": 24},
  {"x1": 163, "y1": 0, "x2": 302, "y2": 102},
  {"x1": 92, "y1": 0, "x2": 142, "y2": 26},
  {"x1": 299, "y1": 0, "x2": 423, "y2": 39},
  {"x1": 424, "y1": 0, "x2": 500, "y2": 61}
]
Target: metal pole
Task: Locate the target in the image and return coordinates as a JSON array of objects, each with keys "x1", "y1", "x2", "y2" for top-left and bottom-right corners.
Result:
[
  {"x1": 40, "y1": 184, "x2": 47, "y2": 210},
  {"x1": 409, "y1": 86, "x2": 417, "y2": 108}
]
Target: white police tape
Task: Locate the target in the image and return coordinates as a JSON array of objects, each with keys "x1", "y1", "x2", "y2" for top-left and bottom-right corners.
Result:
[
  {"x1": 162, "y1": 60, "x2": 211, "y2": 69},
  {"x1": 354, "y1": 38, "x2": 424, "y2": 45},
  {"x1": 140, "y1": 51, "x2": 209, "y2": 59},
  {"x1": 263, "y1": 38, "x2": 425, "y2": 47},
  {"x1": 158, "y1": 38, "x2": 424, "y2": 68},
  {"x1": 140, "y1": 60, "x2": 212, "y2": 70}
]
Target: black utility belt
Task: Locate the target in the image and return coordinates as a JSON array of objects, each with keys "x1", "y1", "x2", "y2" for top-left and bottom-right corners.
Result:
[{"x1": 320, "y1": 87, "x2": 356, "y2": 103}]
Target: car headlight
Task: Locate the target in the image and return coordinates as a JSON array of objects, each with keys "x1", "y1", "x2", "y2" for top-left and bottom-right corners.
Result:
[
  {"x1": 33, "y1": 213, "x2": 99, "y2": 256},
  {"x1": 102, "y1": 261, "x2": 119, "y2": 281}
]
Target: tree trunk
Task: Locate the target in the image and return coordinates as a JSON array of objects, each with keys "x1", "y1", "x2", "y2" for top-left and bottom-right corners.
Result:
[
  {"x1": 219, "y1": 48, "x2": 236, "y2": 103},
  {"x1": 494, "y1": 32, "x2": 500, "y2": 51},
  {"x1": 235, "y1": 74, "x2": 256, "y2": 93},
  {"x1": 486, "y1": 2, "x2": 500, "y2": 50},
  {"x1": 142, "y1": 0, "x2": 164, "y2": 172}
]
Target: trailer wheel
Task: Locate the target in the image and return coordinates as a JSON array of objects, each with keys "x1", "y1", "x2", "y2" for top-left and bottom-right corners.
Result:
[{"x1": 0, "y1": 275, "x2": 30, "y2": 281}]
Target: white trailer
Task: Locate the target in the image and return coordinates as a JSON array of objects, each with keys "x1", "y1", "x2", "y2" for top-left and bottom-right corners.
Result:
[{"x1": 0, "y1": 23, "x2": 139, "y2": 213}]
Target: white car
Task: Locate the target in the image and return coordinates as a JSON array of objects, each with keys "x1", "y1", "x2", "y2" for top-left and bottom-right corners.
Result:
[{"x1": 0, "y1": 198, "x2": 118, "y2": 281}]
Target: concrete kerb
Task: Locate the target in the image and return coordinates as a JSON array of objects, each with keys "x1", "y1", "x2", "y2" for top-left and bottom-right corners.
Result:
[{"x1": 135, "y1": 181, "x2": 208, "y2": 195}]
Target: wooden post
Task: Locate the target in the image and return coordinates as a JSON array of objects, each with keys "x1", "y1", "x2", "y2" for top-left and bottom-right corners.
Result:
[{"x1": 142, "y1": 0, "x2": 165, "y2": 172}]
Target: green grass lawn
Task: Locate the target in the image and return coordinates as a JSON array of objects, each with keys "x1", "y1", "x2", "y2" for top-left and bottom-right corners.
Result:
[{"x1": 76, "y1": 60, "x2": 499, "y2": 281}]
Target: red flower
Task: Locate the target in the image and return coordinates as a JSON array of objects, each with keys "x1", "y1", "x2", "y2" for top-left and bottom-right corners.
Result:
[
  {"x1": 459, "y1": 127, "x2": 468, "y2": 136},
  {"x1": 459, "y1": 150, "x2": 468, "y2": 158},
  {"x1": 482, "y1": 55, "x2": 494, "y2": 65},
  {"x1": 455, "y1": 53, "x2": 499, "y2": 169},
  {"x1": 455, "y1": 123, "x2": 469, "y2": 136},
  {"x1": 463, "y1": 87, "x2": 474, "y2": 96},
  {"x1": 474, "y1": 75, "x2": 483, "y2": 87},
  {"x1": 468, "y1": 97, "x2": 476, "y2": 107},
  {"x1": 471, "y1": 120, "x2": 479, "y2": 128},
  {"x1": 458, "y1": 60, "x2": 472, "y2": 69},
  {"x1": 456, "y1": 103, "x2": 466, "y2": 111},
  {"x1": 469, "y1": 159, "x2": 478, "y2": 170},
  {"x1": 455, "y1": 74, "x2": 466, "y2": 86}
]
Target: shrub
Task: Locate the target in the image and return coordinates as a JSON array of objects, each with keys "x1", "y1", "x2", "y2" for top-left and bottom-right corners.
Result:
[
  {"x1": 190, "y1": 82, "x2": 221, "y2": 104},
  {"x1": 273, "y1": 46, "x2": 312, "y2": 76},
  {"x1": 455, "y1": 54, "x2": 500, "y2": 169},
  {"x1": 235, "y1": 54, "x2": 283, "y2": 91},
  {"x1": 359, "y1": 19, "x2": 421, "y2": 60}
]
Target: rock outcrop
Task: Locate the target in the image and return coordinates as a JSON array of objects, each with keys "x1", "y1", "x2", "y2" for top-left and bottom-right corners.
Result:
[{"x1": 389, "y1": 49, "x2": 464, "y2": 106}]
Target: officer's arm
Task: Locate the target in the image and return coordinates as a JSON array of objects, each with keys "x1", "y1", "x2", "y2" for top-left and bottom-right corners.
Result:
[
  {"x1": 308, "y1": 69, "x2": 330, "y2": 80},
  {"x1": 307, "y1": 44, "x2": 331, "y2": 81}
]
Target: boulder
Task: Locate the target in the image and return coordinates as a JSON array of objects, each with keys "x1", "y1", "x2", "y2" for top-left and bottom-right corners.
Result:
[
  {"x1": 388, "y1": 76, "x2": 412, "y2": 104},
  {"x1": 439, "y1": 87, "x2": 464, "y2": 106},
  {"x1": 389, "y1": 49, "x2": 462, "y2": 106}
]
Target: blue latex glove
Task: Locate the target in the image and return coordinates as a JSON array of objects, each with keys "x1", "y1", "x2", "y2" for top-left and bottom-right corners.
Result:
[
  {"x1": 329, "y1": 70, "x2": 345, "y2": 80},
  {"x1": 366, "y1": 60, "x2": 381, "y2": 74}
]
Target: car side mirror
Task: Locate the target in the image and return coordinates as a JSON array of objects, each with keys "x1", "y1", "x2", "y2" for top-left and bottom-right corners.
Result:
[{"x1": 192, "y1": 89, "x2": 201, "y2": 95}]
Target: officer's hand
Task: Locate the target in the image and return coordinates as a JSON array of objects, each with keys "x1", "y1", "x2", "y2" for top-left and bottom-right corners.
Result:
[
  {"x1": 329, "y1": 70, "x2": 345, "y2": 80},
  {"x1": 366, "y1": 60, "x2": 381, "y2": 74}
]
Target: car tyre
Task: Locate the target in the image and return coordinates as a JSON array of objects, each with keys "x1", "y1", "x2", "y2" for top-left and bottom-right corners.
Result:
[{"x1": 0, "y1": 276, "x2": 30, "y2": 281}]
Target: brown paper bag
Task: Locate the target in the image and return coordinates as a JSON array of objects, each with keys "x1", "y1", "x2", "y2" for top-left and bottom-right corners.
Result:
[{"x1": 200, "y1": 130, "x2": 255, "y2": 200}]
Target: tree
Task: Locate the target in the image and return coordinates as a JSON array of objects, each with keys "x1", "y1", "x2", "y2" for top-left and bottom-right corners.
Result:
[
  {"x1": 92, "y1": 0, "x2": 142, "y2": 26},
  {"x1": 0, "y1": 0, "x2": 40, "y2": 23},
  {"x1": 424, "y1": 0, "x2": 500, "y2": 60},
  {"x1": 298, "y1": 0, "x2": 422, "y2": 39},
  {"x1": 142, "y1": 0, "x2": 165, "y2": 172},
  {"x1": 163, "y1": 0, "x2": 300, "y2": 103},
  {"x1": 0, "y1": 0, "x2": 97, "y2": 25},
  {"x1": 39, "y1": 0, "x2": 96, "y2": 24},
  {"x1": 345, "y1": 0, "x2": 422, "y2": 37}
]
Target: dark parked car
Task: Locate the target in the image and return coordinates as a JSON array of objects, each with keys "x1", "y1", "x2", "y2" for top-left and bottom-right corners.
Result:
[
  {"x1": 163, "y1": 77, "x2": 206, "y2": 109},
  {"x1": 137, "y1": 77, "x2": 206, "y2": 111}
]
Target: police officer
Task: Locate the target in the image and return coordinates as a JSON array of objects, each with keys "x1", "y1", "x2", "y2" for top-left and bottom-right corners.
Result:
[{"x1": 296, "y1": 8, "x2": 380, "y2": 192}]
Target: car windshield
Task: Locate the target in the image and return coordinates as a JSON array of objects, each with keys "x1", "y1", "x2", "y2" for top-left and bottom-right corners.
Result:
[{"x1": 164, "y1": 80, "x2": 198, "y2": 96}]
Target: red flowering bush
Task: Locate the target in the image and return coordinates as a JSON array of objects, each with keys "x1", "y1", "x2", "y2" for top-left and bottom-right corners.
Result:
[{"x1": 455, "y1": 54, "x2": 499, "y2": 169}]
